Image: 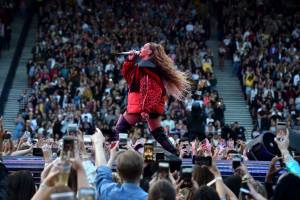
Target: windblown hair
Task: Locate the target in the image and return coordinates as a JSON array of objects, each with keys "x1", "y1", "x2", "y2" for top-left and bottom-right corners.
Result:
[
  {"x1": 192, "y1": 165, "x2": 214, "y2": 187},
  {"x1": 149, "y1": 42, "x2": 190, "y2": 101}
]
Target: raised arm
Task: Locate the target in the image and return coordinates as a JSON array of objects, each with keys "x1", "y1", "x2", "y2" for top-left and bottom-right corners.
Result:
[
  {"x1": 92, "y1": 128, "x2": 107, "y2": 168},
  {"x1": 70, "y1": 158, "x2": 89, "y2": 190},
  {"x1": 11, "y1": 146, "x2": 33, "y2": 156},
  {"x1": 121, "y1": 52, "x2": 138, "y2": 82},
  {"x1": 275, "y1": 130, "x2": 300, "y2": 177},
  {"x1": 208, "y1": 163, "x2": 227, "y2": 200}
]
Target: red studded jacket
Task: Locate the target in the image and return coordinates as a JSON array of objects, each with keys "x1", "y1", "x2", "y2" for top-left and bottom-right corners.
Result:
[{"x1": 121, "y1": 58, "x2": 167, "y2": 114}]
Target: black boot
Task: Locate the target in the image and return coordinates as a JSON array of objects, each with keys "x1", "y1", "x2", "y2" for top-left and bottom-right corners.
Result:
[
  {"x1": 111, "y1": 115, "x2": 132, "y2": 141},
  {"x1": 151, "y1": 127, "x2": 178, "y2": 155}
]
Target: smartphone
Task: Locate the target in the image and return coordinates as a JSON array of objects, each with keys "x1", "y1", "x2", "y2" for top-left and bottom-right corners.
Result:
[
  {"x1": 33, "y1": 148, "x2": 43, "y2": 157},
  {"x1": 62, "y1": 136, "x2": 75, "y2": 159},
  {"x1": 84, "y1": 135, "x2": 93, "y2": 154},
  {"x1": 158, "y1": 162, "x2": 170, "y2": 173},
  {"x1": 84, "y1": 135, "x2": 93, "y2": 149},
  {"x1": 32, "y1": 139, "x2": 38, "y2": 145},
  {"x1": 232, "y1": 154, "x2": 242, "y2": 170},
  {"x1": 240, "y1": 182, "x2": 252, "y2": 200},
  {"x1": 67, "y1": 124, "x2": 78, "y2": 136},
  {"x1": 180, "y1": 165, "x2": 193, "y2": 188},
  {"x1": 276, "y1": 121, "x2": 287, "y2": 137},
  {"x1": 3, "y1": 133, "x2": 11, "y2": 140},
  {"x1": 279, "y1": 158, "x2": 285, "y2": 168},
  {"x1": 144, "y1": 142, "x2": 154, "y2": 162},
  {"x1": 78, "y1": 187, "x2": 96, "y2": 200},
  {"x1": 156, "y1": 152, "x2": 165, "y2": 162},
  {"x1": 83, "y1": 135, "x2": 92, "y2": 143},
  {"x1": 52, "y1": 148, "x2": 59, "y2": 154},
  {"x1": 193, "y1": 156, "x2": 212, "y2": 166},
  {"x1": 240, "y1": 188, "x2": 250, "y2": 194},
  {"x1": 50, "y1": 192, "x2": 74, "y2": 200},
  {"x1": 119, "y1": 133, "x2": 128, "y2": 150}
]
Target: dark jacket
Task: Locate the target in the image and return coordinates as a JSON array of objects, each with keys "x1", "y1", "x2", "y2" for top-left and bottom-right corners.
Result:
[
  {"x1": 122, "y1": 58, "x2": 166, "y2": 114},
  {"x1": 187, "y1": 102, "x2": 206, "y2": 141}
]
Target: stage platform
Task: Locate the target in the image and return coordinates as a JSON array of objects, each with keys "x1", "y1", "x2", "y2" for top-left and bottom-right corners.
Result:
[{"x1": 3, "y1": 156, "x2": 284, "y2": 184}]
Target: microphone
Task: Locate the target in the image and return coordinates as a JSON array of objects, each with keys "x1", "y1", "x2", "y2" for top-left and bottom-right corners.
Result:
[{"x1": 114, "y1": 50, "x2": 140, "y2": 55}]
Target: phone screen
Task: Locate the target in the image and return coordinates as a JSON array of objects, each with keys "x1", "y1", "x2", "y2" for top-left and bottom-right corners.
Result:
[
  {"x1": 276, "y1": 121, "x2": 287, "y2": 136},
  {"x1": 119, "y1": 133, "x2": 128, "y2": 150},
  {"x1": 232, "y1": 160, "x2": 241, "y2": 170},
  {"x1": 33, "y1": 148, "x2": 43, "y2": 157},
  {"x1": 52, "y1": 148, "x2": 59, "y2": 154},
  {"x1": 50, "y1": 192, "x2": 74, "y2": 200},
  {"x1": 193, "y1": 156, "x2": 212, "y2": 166},
  {"x1": 84, "y1": 135, "x2": 93, "y2": 151},
  {"x1": 232, "y1": 154, "x2": 242, "y2": 170},
  {"x1": 156, "y1": 152, "x2": 165, "y2": 162},
  {"x1": 158, "y1": 162, "x2": 170, "y2": 173},
  {"x1": 240, "y1": 182, "x2": 252, "y2": 200},
  {"x1": 4, "y1": 133, "x2": 11, "y2": 140},
  {"x1": 78, "y1": 187, "x2": 96, "y2": 200},
  {"x1": 144, "y1": 142, "x2": 154, "y2": 162},
  {"x1": 68, "y1": 124, "x2": 78, "y2": 136},
  {"x1": 181, "y1": 165, "x2": 193, "y2": 188},
  {"x1": 63, "y1": 136, "x2": 75, "y2": 158}
]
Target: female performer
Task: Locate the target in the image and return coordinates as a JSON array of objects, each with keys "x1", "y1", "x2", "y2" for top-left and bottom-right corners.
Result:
[{"x1": 113, "y1": 42, "x2": 190, "y2": 155}]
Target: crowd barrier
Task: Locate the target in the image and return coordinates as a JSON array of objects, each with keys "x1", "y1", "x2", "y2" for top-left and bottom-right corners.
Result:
[{"x1": 3, "y1": 156, "x2": 284, "y2": 184}]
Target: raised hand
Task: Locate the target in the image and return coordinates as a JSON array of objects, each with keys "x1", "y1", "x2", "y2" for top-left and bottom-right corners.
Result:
[
  {"x1": 274, "y1": 129, "x2": 289, "y2": 152},
  {"x1": 92, "y1": 128, "x2": 105, "y2": 144},
  {"x1": 41, "y1": 161, "x2": 60, "y2": 187},
  {"x1": 127, "y1": 50, "x2": 139, "y2": 61},
  {"x1": 266, "y1": 156, "x2": 283, "y2": 182}
]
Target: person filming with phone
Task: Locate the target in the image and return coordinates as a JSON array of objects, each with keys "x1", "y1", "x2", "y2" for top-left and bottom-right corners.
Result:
[{"x1": 93, "y1": 128, "x2": 148, "y2": 200}]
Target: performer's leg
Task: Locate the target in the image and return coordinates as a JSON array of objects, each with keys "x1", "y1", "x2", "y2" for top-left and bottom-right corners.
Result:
[
  {"x1": 148, "y1": 117, "x2": 178, "y2": 155},
  {"x1": 123, "y1": 112, "x2": 142, "y2": 125},
  {"x1": 113, "y1": 112, "x2": 141, "y2": 140}
]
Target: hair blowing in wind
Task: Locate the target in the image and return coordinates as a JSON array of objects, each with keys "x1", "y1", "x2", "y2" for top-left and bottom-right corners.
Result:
[{"x1": 150, "y1": 43, "x2": 191, "y2": 101}]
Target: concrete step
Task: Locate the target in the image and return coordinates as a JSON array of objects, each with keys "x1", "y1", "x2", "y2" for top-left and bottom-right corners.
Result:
[
  {"x1": 3, "y1": 16, "x2": 37, "y2": 131},
  {"x1": 207, "y1": 38, "x2": 253, "y2": 140}
]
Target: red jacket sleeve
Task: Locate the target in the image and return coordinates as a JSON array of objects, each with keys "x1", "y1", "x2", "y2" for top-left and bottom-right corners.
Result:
[
  {"x1": 139, "y1": 74, "x2": 163, "y2": 114},
  {"x1": 121, "y1": 59, "x2": 135, "y2": 83}
]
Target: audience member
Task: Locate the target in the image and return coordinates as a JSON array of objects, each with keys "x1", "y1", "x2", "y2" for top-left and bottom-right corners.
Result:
[
  {"x1": 7, "y1": 170, "x2": 36, "y2": 200},
  {"x1": 192, "y1": 186, "x2": 220, "y2": 200},
  {"x1": 93, "y1": 128, "x2": 148, "y2": 200},
  {"x1": 148, "y1": 180, "x2": 176, "y2": 200},
  {"x1": 220, "y1": 0, "x2": 300, "y2": 136}
]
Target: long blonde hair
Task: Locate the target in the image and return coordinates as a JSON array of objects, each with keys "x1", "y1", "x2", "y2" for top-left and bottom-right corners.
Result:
[{"x1": 149, "y1": 42, "x2": 190, "y2": 101}]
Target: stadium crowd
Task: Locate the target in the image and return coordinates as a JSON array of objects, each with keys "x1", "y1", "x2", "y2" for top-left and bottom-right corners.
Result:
[
  {"x1": 1, "y1": 115, "x2": 300, "y2": 200},
  {"x1": 219, "y1": 0, "x2": 300, "y2": 137},
  {"x1": 0, "y1": 0, "x2": 300, "y2": 200},
  {"x1": 14, "y1": 0, "x2": 235, "y2": 153}
]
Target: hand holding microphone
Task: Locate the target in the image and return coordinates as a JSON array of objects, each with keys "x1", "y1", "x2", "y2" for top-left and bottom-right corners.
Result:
[
  {"x1": 115, "y1": 50, "x2": 140, "y2": 60},
  {"x1": 127, "y1": 50, "x2": 140, "y2": 61}
]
